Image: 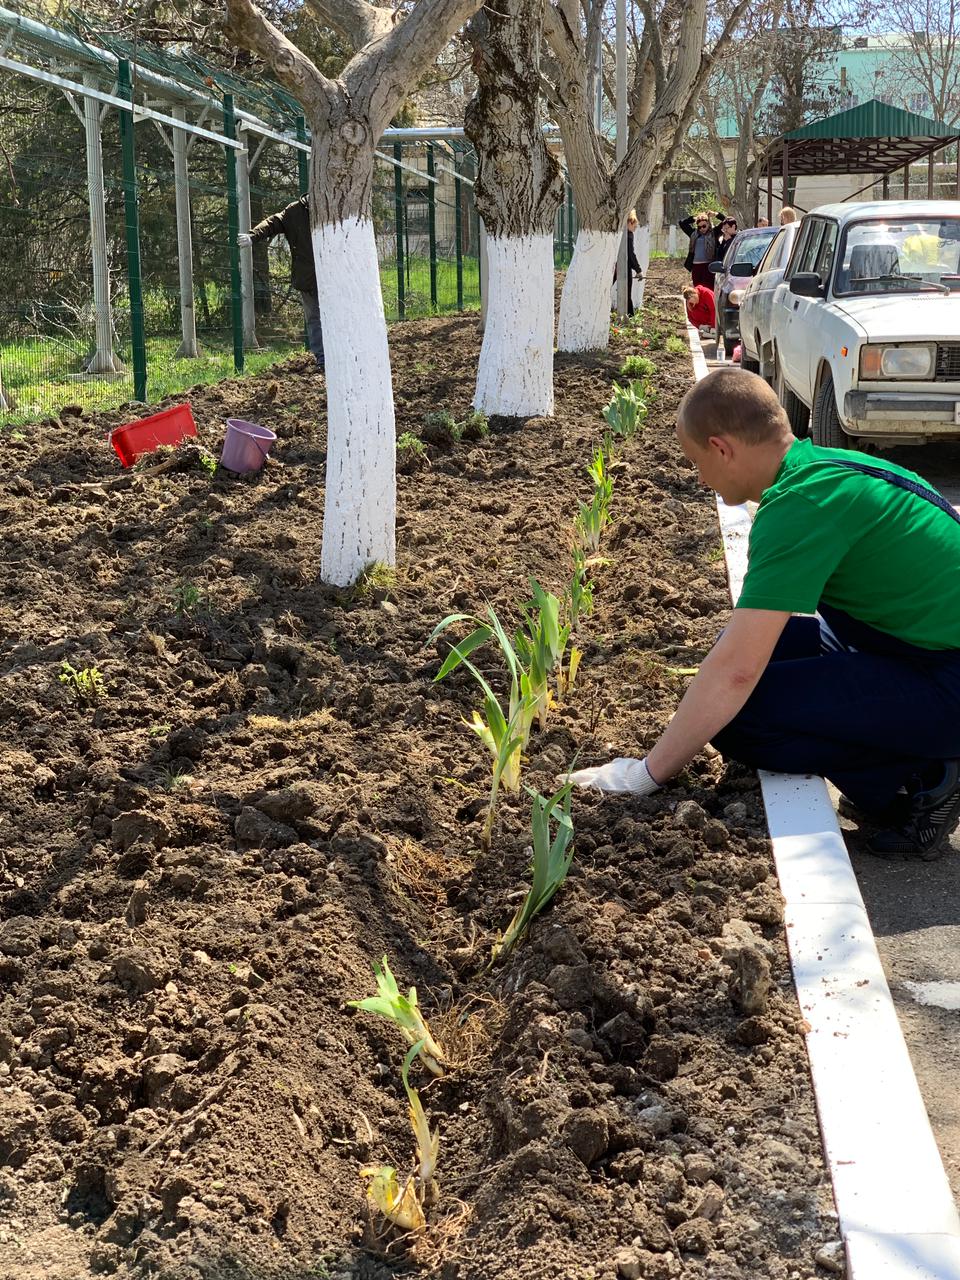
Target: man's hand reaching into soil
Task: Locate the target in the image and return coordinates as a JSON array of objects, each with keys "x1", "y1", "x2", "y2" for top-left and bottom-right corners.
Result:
[{"x1": 567, "y1": 757, "x2": 660, "y2": 794}]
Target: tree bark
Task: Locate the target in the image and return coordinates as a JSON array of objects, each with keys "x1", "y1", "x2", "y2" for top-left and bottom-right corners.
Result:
[
  {"x1": 464, "y1": 0, "x2": 563, "y2": 416},
  {"x1": 225, "y1": 0, "x2": 482, "y2": 586},
  {"x1": 546, "y1": 0, "x2": 750, "y2": 351}
]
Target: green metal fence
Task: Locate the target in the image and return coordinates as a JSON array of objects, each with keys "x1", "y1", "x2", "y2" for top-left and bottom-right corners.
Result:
[{"x1": 0, "y1": 38, "x2": 577, "y2": 427}]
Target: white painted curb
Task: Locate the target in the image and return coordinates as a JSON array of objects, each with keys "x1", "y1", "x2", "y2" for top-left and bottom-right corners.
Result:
[{"x1": 685, "y1": 322, "x2": 960, "y2": 1277}]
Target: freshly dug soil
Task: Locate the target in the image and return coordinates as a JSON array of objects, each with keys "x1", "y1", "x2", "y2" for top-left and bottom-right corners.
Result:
[{"x1": 0, "y1": 264, "x2": 839, "y2": 1280}]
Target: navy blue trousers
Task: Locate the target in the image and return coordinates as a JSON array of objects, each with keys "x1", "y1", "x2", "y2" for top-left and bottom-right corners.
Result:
[{"x1": 711, "y1": 606, "x2": 960, "y2": 811}]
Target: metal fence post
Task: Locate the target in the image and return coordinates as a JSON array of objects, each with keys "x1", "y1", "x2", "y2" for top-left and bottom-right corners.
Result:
[
  {"x1": 223, "y1": 94, "x2": 244, "y2": 374},
  {"x1": 83, "y1": 74, "x2": 121, "y2": 373},
  {"x1": 236, "y1": 139, "x2": 260, "y2": 351},
  {"x1": 296, "y1": 116, "x2": 309, "y2": 196},
  {"x1": 117, "y1": 60, "x2": 147, "y2": 402},
  {"x1": 558, "y1": 198, "x2": 565, "y2": 267},
  {"x1": 427, "y1": 143, "x2": 438, "y2": 310},
  {"x1": 172, "y1": 106, "x2": 199, "y2": 358},
  {"x1": 393, "y1": 142, "x2": 405, "y2": 320},
  {"x1": 296, "y1": 116, "x2": 309, "y2": 352},
  {"x1": 454, "y1": 153, "x2": 464, "y2": 310},
  {"x1": 566, "y1": 180, "x2": 574, "y2": 260}
]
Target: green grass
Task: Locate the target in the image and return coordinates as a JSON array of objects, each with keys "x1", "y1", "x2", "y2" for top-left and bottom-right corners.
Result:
[
  {"x1": 0, "y1": 333, "x2": 301, "y2": 426},
  {"x1": 380, "y1": 253, "x2": 481, "y2": 321},
  {"x1": 0, "y1": 253, "x2": 483, "y2": 428}
]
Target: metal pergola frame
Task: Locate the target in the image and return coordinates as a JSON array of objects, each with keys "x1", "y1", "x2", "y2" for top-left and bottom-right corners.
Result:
[
  {"x1": 759, "y1": 98, "x2": 960, "y2": 222},
  {"x1": 0, "y1": 5, "x2": 487, "y2": 396}
]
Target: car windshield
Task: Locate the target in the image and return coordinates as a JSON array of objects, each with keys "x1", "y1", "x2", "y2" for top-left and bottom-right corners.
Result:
[
  {"x1": 730, "y1": 230, "x2": 775, "y2": 271},
  {"x1": 834, "y1": 218, "x2": 960, "y2": 295}
]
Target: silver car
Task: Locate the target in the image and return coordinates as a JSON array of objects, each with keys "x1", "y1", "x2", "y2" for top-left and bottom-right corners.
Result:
[{"x1": 738, "y1": 221, "x2": 800, "y2": 378}]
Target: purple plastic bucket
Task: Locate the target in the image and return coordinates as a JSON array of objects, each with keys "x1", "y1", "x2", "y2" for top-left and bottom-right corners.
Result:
[{"x1": 220, "y1": 418, "x2": 276, "y2": 474}]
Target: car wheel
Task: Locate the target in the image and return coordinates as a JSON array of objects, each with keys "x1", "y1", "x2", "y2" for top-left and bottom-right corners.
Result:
[
  {"x1": 742, "y1": 336, "x2": 761, "y2": 374},
  {"x1": 773, "y1": 356, "x2": 809, "y2": 438},
  {"x1": 811, "y1": 370, "x2": 852, "y2": 449},
  {"x1": 723, "y1": 333, "x2": 737, "y2": 359}
]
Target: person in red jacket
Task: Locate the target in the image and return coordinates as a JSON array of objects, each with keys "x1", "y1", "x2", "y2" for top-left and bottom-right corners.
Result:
[{"x1": 683, "y1": 284, "x2": 716, "y2": 329}]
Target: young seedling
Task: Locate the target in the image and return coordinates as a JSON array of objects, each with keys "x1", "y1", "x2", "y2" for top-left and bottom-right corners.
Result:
[
  {"x1": 171, "y1": 580, "x2": 207, "y2": 617},
  {"x1": 359, "y1": 1165, "x2": 425, "y2": 1233},
  {"x1": 59, "y1": 661, "x2": 104, "y2": 705},
  {"x1": 665, "y1": 335, "x2": 687, "y2": 355},
  {"x1": 491, "y1": 783, "x2": 575, "y2": 965},
  {"x1": 514, "y1": 579, "x2": 568, "y2": 731},
  {"x1": 402, "y1": 1040, "x2": 439, "y2": 1207},
  {"x1": 565, "y1": 548, "x2": 595, "y2": 628},
  {"x1": 574, "y1": 448, "x2": 613, "y2": 553},
  {"x1": 603, "y1": 380, "x2": 647, "y2": 442},
  {"x1": 620, "y1": 353, "x2": 657, "y2": 380},
  {"x1": 348, "y1": 956, "x2": 446, "y2": 1076},
  {"x1": 430, "y1": 607, "x2": 538, "y2": 846},
  {"x1": 397, "y1": 431, "x2": 426, "y2": 463}
]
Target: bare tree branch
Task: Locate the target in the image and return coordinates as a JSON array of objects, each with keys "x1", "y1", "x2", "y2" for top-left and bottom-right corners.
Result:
[
  {"x1": 304, "y1": 0, "x2": 395, "y2": 45},
  {"x1": 225, "y1": 0, "x2": 335, "y2": 113}
]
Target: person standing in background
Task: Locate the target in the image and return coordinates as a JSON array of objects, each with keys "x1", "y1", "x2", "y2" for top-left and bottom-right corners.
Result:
[
  {"x1": 780, "y1": 207, "x2": 797, "y2": 225},
  {"x1": 614, "y1": 209, "x2": 645, "y2": 315},
  {"x1": 238, "y1": 194, "x2": 324, "y2": 372},
  {"x1": 716, "y1": 217, "x2": 739, "y2": 262},
  {"x1": 680, "y1": 210, "x2": 724, "y2": 288}
]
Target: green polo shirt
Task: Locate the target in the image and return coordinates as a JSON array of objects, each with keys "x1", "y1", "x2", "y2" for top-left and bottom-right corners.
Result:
[{"x1": 736, "y1": 437, "x2": 960, "y2": 650}]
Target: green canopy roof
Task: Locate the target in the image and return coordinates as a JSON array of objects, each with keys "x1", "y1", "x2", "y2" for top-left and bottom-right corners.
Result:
[
  {"x1": 785, "y1": 98, "x2": 956, "y2": 142},
  {"x1": 770, "y1": 98, "x2": 960, "y2": 176}
]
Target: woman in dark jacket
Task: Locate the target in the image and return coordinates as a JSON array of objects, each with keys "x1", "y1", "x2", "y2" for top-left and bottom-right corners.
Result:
[
  {"x1": 679, "y1": 211, "x2": 725, "y2": 288},
  {"x1": 716, "y1": 216, "x2": 739, "y2": 263},
  {"x1": 612, "y1": 209, "x2": 645, "y2": 314}
]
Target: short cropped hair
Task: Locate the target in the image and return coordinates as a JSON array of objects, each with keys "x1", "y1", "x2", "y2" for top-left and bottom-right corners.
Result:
[
  {"x1": 780, "y1": 206, "x2": 797, "y2": 224},
  {"x1": 677, "y1": 368, "x2": 789, "y2": 446}
]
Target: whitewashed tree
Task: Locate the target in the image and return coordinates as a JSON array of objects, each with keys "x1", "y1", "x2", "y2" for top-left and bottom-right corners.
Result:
[
  {"x1": 544, "y1": 0, "x2": 749, "y2": 352},
  {"x1": 464, "y1": 0, "x2": 564, "y2": 417},
  {"x1": 225, "y1": 0, "x2": 482, "y2": 586}
]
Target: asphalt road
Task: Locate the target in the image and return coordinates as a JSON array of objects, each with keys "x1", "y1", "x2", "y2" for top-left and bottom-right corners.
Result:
[
  {"x1": 700, "y1": 336, "x2": 960, "y2": 1203},
  {"x1": 849, "y1": 442, "x2": 960, "y2": 1205}
]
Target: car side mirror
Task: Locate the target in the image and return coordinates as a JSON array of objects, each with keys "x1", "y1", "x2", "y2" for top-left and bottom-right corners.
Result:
[
  {"x1": 729, "y1": 262, "x2": 753, "y2": 277},
  {"x1": 789, "y1": 272, "x2": 824, "y2": 297},
  {"x1": 708, "y1": 260, "x2": 724, "y2": 273}
]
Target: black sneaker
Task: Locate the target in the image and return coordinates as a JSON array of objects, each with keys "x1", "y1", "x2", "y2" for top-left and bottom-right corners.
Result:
[
  {"x1": 837, "y1": 792, "x2": 910, "y2": 827},
  {"x1": 865, "y1": 760, "x2": 960, "y2": 861}
]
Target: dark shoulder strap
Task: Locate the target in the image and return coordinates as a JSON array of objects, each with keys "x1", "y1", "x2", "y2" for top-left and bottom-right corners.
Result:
[{"x1": 830, "y1": 458, "x2": 960, "y2": 527}]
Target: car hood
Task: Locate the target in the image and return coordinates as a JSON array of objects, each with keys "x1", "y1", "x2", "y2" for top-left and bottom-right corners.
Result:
[{"x1": 833, "y1": 291, "x2": 960, "y2": 340}]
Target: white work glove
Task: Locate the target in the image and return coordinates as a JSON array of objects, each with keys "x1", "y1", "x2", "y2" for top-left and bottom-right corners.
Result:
[
  {"x1": 566, "y1": 757, "x2": 660, "y2": 795},
  {"x1": 237, "y1": 232, "x2": 252, "y2": 247}
]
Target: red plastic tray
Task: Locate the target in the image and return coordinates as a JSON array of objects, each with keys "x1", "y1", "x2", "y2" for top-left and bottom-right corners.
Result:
[{"x1": 109, "y1": 403, "x2": 197, "y2": 467}]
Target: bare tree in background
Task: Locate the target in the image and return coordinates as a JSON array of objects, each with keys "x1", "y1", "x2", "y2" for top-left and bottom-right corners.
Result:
[
  {"x1": 878, "y1": 0, "x2": 960, "y2": 124},
  {"x1": 545, "y1": 0, "x2": 749, "y2": 353},
  {"x1": 224, "y1": 0, "x2": 482, "y2": 587}
]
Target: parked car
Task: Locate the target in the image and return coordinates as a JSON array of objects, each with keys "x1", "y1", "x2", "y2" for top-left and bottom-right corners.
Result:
[
  {"x1": 769, "y1": 200, "x2": 960, "y2": 447},
  {"x1": 737, "y1": 221, "x2": 800, "y2": 376},
  {"x1": 709, "y1": 226, "x2": 778, "y2": 358}
]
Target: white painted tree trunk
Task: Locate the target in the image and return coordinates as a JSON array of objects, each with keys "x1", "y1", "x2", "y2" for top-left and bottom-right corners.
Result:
[
  {"x1": 474, "y1": 233, "x2": 555, "y2": 418},
  {"x1": 314, "y1": 218, "x2": 396, "y2": 587},
  {"x1": 557, "y1": 229, "x2": 619, "y2": 353}
]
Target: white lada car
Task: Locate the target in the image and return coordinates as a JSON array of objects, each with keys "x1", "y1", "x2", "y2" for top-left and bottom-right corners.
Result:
[{"x1": 769, "y1": 201, "x2": 960, "y2": 448}]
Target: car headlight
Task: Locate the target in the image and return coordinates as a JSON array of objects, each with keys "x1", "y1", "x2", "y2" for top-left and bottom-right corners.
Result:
[
  {"x1": 859, "y1": 343, "x2": 936, "y2": 379},
  {"x1": 728, "y1": 290, "x2": 743, "y2": 306}
]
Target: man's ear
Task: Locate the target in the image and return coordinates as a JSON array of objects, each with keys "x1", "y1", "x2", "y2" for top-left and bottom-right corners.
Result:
[{"x1": 706, "y1": 433, "x2": 735, "y2": 461}]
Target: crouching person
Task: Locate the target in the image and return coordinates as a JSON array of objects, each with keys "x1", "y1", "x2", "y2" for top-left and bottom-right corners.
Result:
[{"x1": 570, "y1": 367, "x2": 960, "y2": 861}]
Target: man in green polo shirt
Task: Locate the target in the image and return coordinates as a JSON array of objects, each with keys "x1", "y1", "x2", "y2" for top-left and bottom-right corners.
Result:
[{"x1": 570, "y1": 366, "x2": 960, "y2": 861}]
